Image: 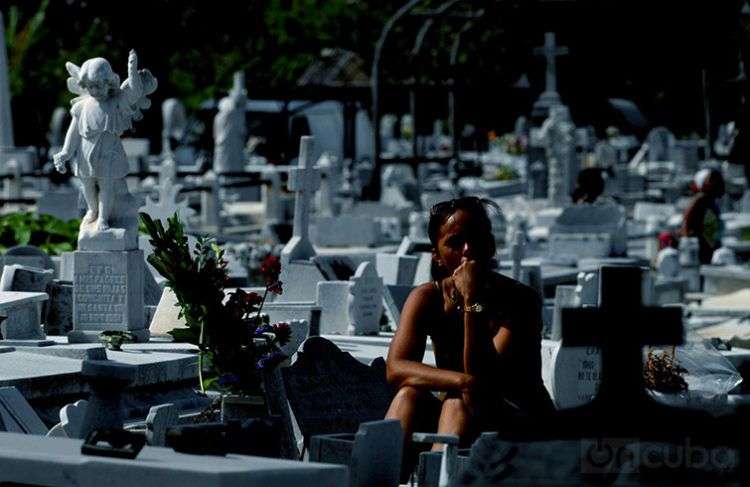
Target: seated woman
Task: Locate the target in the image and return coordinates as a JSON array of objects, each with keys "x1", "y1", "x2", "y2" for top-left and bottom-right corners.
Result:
[{"x1": 385, "y1": 197, "x2": 554, "y2": 453}]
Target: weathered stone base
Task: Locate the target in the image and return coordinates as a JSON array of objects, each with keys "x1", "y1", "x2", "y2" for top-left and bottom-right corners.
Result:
[{"x1": 71, "y1": 250, "x2": 147, "y2": 341}]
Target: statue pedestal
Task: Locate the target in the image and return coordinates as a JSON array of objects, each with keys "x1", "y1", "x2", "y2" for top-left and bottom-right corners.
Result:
[{"x1": 69, "y1": 250, "x2": 149, "y2": 344}]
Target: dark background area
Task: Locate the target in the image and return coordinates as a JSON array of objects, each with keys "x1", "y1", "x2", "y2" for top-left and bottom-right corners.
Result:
[{"x1": 4, "y1": 0, "x2": 748, "y2": 154}]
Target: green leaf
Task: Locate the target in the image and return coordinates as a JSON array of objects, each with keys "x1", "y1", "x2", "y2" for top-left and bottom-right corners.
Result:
[{"x1": 13, "y1": 227, "x2": 31, "y2": 246}]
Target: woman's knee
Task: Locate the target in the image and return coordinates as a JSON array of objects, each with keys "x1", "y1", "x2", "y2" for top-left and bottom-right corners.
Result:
[
  {"x1": 393, "y1": 385, "x2": 421, "y2": 405},
  {"x1": 440, "y1": 397, "x2": 470, "y2": 419}
]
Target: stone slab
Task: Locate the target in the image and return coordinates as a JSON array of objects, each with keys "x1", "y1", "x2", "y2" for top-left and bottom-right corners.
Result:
[
  {"x1": 0, "y1": 432, "x2": 349, "y2": 487},
  {"x1": 0, "y1": 340, "x2": 55, "y2": 347},
  {"x1": 0, "y1": 386, "x2": 48, "y2": 435},
  {"x1": 0, "y1": 292, "x2": 48, "y2": 310}
]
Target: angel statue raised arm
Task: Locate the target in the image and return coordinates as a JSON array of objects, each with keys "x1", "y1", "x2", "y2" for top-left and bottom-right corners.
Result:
[{"x1": 53, "y1": 50, "x2": 156, "y2": 249}]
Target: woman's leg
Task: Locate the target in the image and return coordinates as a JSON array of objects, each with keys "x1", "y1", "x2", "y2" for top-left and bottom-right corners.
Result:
[
  {"x1": 386, "y1": 386, "x2": 441, "y2": 480},
  {"x1": 432, "y1": 396, "x2": 472, "y2": 451},
  {"x1": 385, "y1": 385, "x2": 423, "y2": 441}
]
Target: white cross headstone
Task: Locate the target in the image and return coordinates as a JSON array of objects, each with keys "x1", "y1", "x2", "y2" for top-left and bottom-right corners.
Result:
[
  {"x1": 0, "y1": 10, "x2": 13, "y2": 148},
  {"x1": 282, "y1": 136, "x2": 320, "y2": 265},
  {"x1": 533, "y1": 32, "x2": 568, "y2": 95},
  {"x1": 140, "y1": 176, "x2": 195, "y2": 226}
]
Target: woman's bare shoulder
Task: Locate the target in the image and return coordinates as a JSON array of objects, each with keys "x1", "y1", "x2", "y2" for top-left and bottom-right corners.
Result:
[{"x1": 407, "y1": 281, "x2": 440, "y2": 305}]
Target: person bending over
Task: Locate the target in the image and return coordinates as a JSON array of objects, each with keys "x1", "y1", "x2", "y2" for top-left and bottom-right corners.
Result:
[{"x1": 682, "y1": 168, "x2": 725, "y2": 264}]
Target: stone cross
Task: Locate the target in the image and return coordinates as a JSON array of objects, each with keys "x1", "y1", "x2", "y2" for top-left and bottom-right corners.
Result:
[
  {"x1": 0, "y1": 10, "x2": 13, "y2": 148},
  {"x1": 282, "y1": 136, "x2": 320, "y2": 265},
  {"x1": 561, "y1": 266, "x2": 683, "y2": 404},
  {"x1": 533, "y1": 32, "x2": 568, "y2": 94}
]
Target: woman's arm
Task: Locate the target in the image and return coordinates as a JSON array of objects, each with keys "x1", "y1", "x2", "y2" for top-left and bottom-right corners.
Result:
[{"x1": 386, "y1": 284, "x2": 474, "y2": 392}]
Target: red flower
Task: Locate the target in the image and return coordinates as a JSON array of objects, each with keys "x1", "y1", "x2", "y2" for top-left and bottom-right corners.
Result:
[
  {"x1": 245, "y1": 292, "x2": 262, "y2": 306},
  {"x1": 272, "y1": 322, "x2": 291, "y2": 346},
  {"x1": 267, "y1": 280, "x2": 283, "y2": 295},
  {"x1": 260, "y1": 255, "x2": 281, "y2": 286}
]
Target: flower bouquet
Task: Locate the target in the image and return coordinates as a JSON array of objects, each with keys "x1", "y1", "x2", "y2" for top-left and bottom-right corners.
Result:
[{"x1": 139, "y1": 212, "x2": 289, "y2": 398}]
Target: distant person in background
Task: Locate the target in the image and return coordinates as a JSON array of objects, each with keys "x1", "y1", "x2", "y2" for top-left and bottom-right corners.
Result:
[
  {"x1": 682, "y1": 169, "x2": 726, "y2": 264},
  {"x1": 571, "y1": 167, "x2": 606, "y2": 204}
]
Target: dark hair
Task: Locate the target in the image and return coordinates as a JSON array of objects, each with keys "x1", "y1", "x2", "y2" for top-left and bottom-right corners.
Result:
[
  {"x1": 427, "y1": 196, "x2": 499, "y2": 280},
  {"x1": 572, "y1": 168, "x2": 605, "y2": 204}
]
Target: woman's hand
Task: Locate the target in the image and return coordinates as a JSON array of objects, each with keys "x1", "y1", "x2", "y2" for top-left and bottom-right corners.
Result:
[{"x1": 452, "y1": 258, "x2": 482, "y2": 305}]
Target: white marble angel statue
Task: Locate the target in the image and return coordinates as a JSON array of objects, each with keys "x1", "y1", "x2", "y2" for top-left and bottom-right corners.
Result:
[{"x1": 53, "y1": 50, "x2": 157, "y2": 233}]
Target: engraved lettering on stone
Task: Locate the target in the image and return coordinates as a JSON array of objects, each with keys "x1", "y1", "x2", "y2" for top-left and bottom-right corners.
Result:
[{"x1": 75, "y1": 264, "x2": 127, "y2": 326}]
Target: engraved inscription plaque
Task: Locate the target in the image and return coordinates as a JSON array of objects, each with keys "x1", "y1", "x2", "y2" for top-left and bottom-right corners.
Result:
[{"x1": 72, "y1": 250, "x2": 144, "y2": 331}]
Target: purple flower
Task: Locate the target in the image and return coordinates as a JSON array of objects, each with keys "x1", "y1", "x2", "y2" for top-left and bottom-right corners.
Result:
[
  {"x1": 218, "y1": 374, "x2": 240, "y2": 386},
  {"x1": 255, "y1": 350, "x2": 286, "y2": 370},
  {"x1": 254, "y1": 323, "x2": 273, "y2": 335}
]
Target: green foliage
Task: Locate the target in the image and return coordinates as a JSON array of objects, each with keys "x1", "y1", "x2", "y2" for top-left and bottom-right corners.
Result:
[
  {"x1": 140, "y1": 212, "x2": 289, "y2": 395},
  {"x1": 5, "y1": 0, "x2": 49, "y2": 96},
  {"x1": 0, "y1": 213, "x2": 79, "y2": 255},
  {"x1": 740, "y1": 227, "x2": 750, "y2": 242},
  {"x1": 99, "y1": 330, "x2": 135, "y2": 351},
  {"x1": 490, "y1": 165, "x2": 520, "y2": 182}
]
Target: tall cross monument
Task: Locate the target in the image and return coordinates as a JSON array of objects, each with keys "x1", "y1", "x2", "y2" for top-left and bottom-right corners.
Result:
[
  {"x1": 531, "y1": 32, "x2": 569, "y2": 121},
  {"x1": 281, "y1": 136, "x2": 321, "y2": 266}
]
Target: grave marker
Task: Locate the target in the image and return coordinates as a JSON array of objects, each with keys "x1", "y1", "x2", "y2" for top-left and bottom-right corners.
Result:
[
  {"x1": 347, "y1": 262, "x2": 384, "y2": 335},
  {"x1": 145, "y1": 403, "x2": 179, "y2": 447},
  {"x1": 282, "y1": 136, "x2": 320, "y2": 266},
  {"x1": 282, "y1": 337, "x2": 393, "y2": 447},
  {"x1": 0, "y1": 387, "x2": 47, "y2": 435}
]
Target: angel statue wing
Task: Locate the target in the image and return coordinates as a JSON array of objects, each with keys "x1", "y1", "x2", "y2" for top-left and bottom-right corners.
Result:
[
  {"x1": 121, "y1": 69, "x2": 157, "y2": 122},
  {"x1": 64, "y1": 62, "x2": 87, "y2": 105}
]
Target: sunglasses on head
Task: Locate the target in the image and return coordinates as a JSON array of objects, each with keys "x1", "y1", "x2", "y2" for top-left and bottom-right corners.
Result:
[{"x1": 430, "y1": 196, "x2": 485, "y2": 216}]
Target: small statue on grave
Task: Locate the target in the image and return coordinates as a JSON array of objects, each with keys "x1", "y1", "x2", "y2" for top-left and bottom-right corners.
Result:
[
  {"x1": 539, "y1": 104, "x2": 577, "y2": 206},
  {"x1": 213, "y1": 72, "x2": 248, "y2": 174},
  {"x1": 53, "y1": 50, "x2": 157, "y2": 234}
]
